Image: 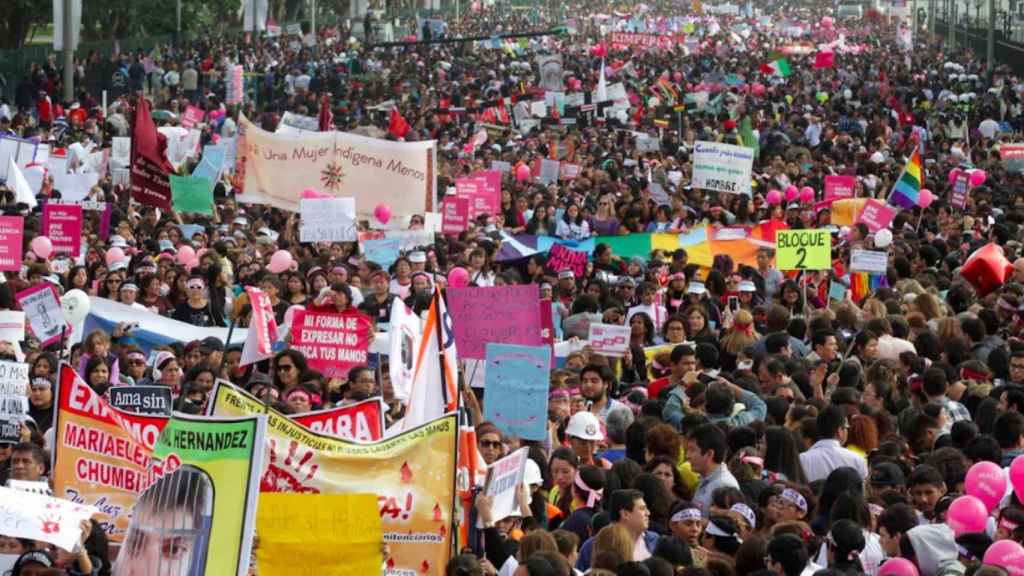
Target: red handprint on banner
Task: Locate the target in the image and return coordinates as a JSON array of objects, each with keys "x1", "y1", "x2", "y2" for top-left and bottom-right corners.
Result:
[{"x1": 261, "y1": 438, "x2": 321, "y2": 493}]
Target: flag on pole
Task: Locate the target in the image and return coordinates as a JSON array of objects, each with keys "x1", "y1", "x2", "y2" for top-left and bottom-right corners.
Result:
[
  {"x1": 887, "y1": 147, "x2": 924, "y2": 209},
  {"x1": 814, "y1": 51, "x2": 835, "y2": 69},
  {"x1": 389, "y1": 107, "x2": 411, "y2": 139},
  {"x1": 738, "y1": 116, "x2": 759, "y2": 159},
  {"x1": 760, "y1": 54, "x2": 792, "y2": 77},
  {"x1": 6, "y1": 158, "x2": 37, "y2": 209},
  {"x1": 400, "y1": 288, "x2": 458, "y2": 432},
  {"x1": 317, "y1": 93, "x2": 333, "y2": 132}
]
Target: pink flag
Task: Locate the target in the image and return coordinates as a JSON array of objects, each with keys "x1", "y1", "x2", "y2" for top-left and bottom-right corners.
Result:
[
  {"x1": 814, "y1": 51, "x2": 835, "y2": 69},
  {"x1": 240, "y1": 286, "x2": 279, "y2": 366}
]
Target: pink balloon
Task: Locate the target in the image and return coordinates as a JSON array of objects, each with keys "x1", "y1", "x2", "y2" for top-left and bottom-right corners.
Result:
[
  {"x1": 965, "y1": 460, "x2": 1007, "y2": 512},
  {"x1": 878, "y1": 558, "x2": 919, "y2": 576},
  {"x1": 946, "y1": 495, "x2": 989, "y2": 536},
  {"x1": 283, "y1": 304, "x2": 305, "y2": 327},
  {"x1": 196, "y1": 248, "x2": 208, "y2": 261},
  {"x1": 1010, "y1": 455, "x2": 1024, "y2": 502},
  {"x1": 766, "y1": 190, "x2": 782, "y2": 205},
  {"x1": 30, "y1": 237, "x2": 53, "y2": 260},
  {"x1": 516, "y1": 164, "x2": 532, "y2": 183},
  {"x1": 448, "y1": 266, "x2": 470, "y2": 289},
  {"x1": 800, "y1": 187, "x2": 815, "y2": 204},
  {"x1": 984, "y1": 539, "x2": 1024, "y2": 575},
  {"x1": 918, "y1": 188, "x2": 935, "y2": 209},
  {"x1": 105, "y1": 247, "x2": 125, "y2": 267},
  {"x1": 784, "y1": 185, "x2": 799, "y2": 203},
  {"x1": 970, "y1": 169, "x2": 987, "y2": 187},
  {"x1": 948, "y1": 168, "x2": 961, "y2": 186},
  {"x1": 184, "y1": 257, "x2": 199, "y2": 272},
  {"x1": 301, "y1": 187, "x2": 321, "y2": 199},
  {"x1": 751, "y1": 83, "x2": 766, "y2": 97},
  {"x1": 373, "y1": 203, "x2": 392, "y2": 225},
  {"x1": 176, "y1": 245, "x2": 196, "y2": 266},
  {"x1": 267, "y1": 250, "x2": 293, "y2": 274}
]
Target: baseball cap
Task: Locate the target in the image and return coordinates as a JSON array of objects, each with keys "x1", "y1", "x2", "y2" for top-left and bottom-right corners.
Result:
[
  {"x1": 618, "y1": 277, "x2": 636, "y2": 287},
  {"x1": 409, "y1": 251, "x2": 427, "y2": 263},
  {"x1": 109, "y1": 235, "x2": 128, "y2": 248},
  {"x1": 738, "y1": 280, "x2": 757, "y2": 292},
  {"x1": 558, "y1": 269, "x2": 575, "y2": 280},
  {"x1": 110, "y1": 260, "x2": 129, "y2": 272},
  {"x1": 871, "y1": 462, "x2": 906, "y2": 486},
  {"x1": 565, "y1": 411, "x2": 604, "y2": 441},
  {"x1": 159, "y1": 239, "x2": 176, "y2": 253},
  {"x1": 200, "y1": 336, "x2": 224, "y2": 353},
  {"x1": 686, "y1": 282, "x2": 707, "y2": 295}
]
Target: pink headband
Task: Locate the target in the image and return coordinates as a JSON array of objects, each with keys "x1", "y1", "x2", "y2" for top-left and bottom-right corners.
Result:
[
  {"x1": 574, "y1": 472, "x2": 603, "y2": 508},
  {"x1": 549, "y1": 389, "x2": 570, "y2": 400},
  {"x1": 1000, "y1": 518, "x2": 1020, "y2": 533},
  {"x1": 740, "y1": 454, "x2": 764, "y2": 467}
]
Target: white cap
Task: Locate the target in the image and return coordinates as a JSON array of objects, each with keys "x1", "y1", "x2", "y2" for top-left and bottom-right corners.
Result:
[
  {"x1": 409, "y1": 251, "x2": 427, "y2": 263},
  {"x1": 686, "y1": 282, "x2": 707, "y2": 295},
  {"x1": 523, "y1": 459, "x2": 543, "y2": 487},
  {"x1": 565, "y1": 411, "x2": 604, "y2": 441},
  {"x1": 738, "y1": 280, "x2": 757, "y2": 292},
  {"x1": 109, "y1": 235, "x2": 128, "y2": 248}
]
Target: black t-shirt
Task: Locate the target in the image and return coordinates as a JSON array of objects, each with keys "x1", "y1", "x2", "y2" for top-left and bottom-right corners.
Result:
[{"x1": 172, "y1": 301, "x2": 216, "y2": 327}]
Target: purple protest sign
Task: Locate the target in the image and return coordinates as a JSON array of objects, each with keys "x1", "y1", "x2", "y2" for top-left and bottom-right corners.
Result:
[
  {"x1": 448, "y1": 285, "x2": 543, "y2": 359},
  {"x1": 824, "y1": 175, "x2": 856, "y2": 202},
  {"x1": 856, "y1": 199, "x2": 896, "y2": 233}
]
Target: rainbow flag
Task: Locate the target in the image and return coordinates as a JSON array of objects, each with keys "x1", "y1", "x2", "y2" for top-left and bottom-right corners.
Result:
[{"x1": 888, "y1": 147, "x2": 923, "y2": 209}]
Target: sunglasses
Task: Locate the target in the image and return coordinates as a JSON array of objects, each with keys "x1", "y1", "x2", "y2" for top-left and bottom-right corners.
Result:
[
  {"x1": 479, "y1": 440, "x2": 502, "y2": 449},
  {"x1": 276, "y1": 364, "x2": 295, "y2": 372},
  {"x1": 187, "y1": 283, "x2": 204, "y2": 290}
]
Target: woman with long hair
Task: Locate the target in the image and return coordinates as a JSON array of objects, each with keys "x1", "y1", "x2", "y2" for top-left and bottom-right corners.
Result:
[
  {"x1": 556, "y1": 203, "x2": 591, "y2": 240},
  {"x1": 547, "y1": 448, "x2": 580, "y2": 529},
  {"x1": 763, "y1": 426, "x2": 807, "y2": 484}
]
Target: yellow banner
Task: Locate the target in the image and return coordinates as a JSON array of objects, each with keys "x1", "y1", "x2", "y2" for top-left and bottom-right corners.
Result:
[
  {"x1": 257, "y1": 493, "x2": 382, "y2": 576},
  {"x1": 208, "y1": 382, "x2": 456, "y2": 575}
]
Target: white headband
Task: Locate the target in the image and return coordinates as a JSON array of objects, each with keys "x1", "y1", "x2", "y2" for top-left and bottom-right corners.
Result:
[{"x1": 671, "y1": 508, "x2": 702, "y2": 523}]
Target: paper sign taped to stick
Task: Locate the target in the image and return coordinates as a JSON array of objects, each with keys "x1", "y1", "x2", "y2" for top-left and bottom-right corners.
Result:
[
  {"x1": 850, "y1": 249, "x2": 888, "y2": 274},
  {"x1": 108, "y1": 385, "x2": 173, "y2": 416},
  {"x1": 855, "y1": 199, "x2": 896, "y2": 233},
  {"x1": 0, "y1": 311, "x2": 24, "y2": 345},
  {"x1": 441, "y1": 196, "x2": 470, "y2": 236},
  {"x1": 484, "y1": 344, "x2": 551, "y2": 441},
  {"x1": 290, "y1": 310, "x2": 371, "y2": 378},
  {"x1": 0, "y1": 217, "x2": 23, "y2": 272},
  {"x1": 588, "y1": 323, "x2": 631, "y2": 357},
  {"x1": 692, "y1": 141, "x2": 754, "y2": 195},
  {"x1": 257, "y1": 493, "x2": 382, "y2": 576},
  {"x1": 448, "y1": 285, "x2": 543, "y2": 359},
  {"x1": 485, "y1": 448, "x2": 528, "y2": 522},
  {"x1": 41, "y1": 203, "x2": 83, "y2": 258},
  {"x1": 775, "y1": 229, "x2": 832, "y2": 270},
  {"x1": 0, "y1": 486, "x2": 98, "y2": 551},
  {"x1": 16, "y1": 284, "x2": 66, "y2": 348},
  {"x1": 299, "y1": 197, "x2": 357, "y2": 242},
  {"x1": 824, "y1": 175, "x2": 855, "y2": 202}
]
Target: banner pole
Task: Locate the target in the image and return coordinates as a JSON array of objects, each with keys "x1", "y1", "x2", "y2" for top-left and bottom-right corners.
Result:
[{"x1": 219, "y1": 316, "x2": 237, "y2": 378}]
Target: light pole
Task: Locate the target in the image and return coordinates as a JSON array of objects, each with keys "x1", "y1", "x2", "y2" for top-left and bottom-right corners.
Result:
[
  {"x1": 987, "y1": 0, "x2": 996, "y2": 67},
  {"x1": 62, "y1": 0, "x2": 74, "y2": 103}
]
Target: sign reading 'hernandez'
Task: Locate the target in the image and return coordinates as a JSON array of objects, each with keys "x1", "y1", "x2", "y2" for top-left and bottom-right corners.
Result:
[{"x1": 236, "y1": 115, "x2": 437, "y2": 216}]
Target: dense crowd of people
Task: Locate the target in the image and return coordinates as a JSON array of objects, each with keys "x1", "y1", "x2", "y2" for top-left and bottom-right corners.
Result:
[{"x1": 1, "y1": 0, "x2": 1024, "y2": 575}]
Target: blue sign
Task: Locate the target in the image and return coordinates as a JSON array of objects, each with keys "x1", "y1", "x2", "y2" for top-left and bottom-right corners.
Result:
[{"x1": 484, "y1": 343, "x2": 551, "y2": 441}]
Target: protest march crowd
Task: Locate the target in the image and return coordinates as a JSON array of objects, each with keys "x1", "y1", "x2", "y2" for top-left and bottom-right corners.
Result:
[{"x1": 3, "y1": 0, "x2": 1024, "y2": 575}]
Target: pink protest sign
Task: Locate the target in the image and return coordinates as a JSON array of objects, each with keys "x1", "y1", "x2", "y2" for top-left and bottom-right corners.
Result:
[
  {"x1": 181, "y1": 105, "x2": 206, "y2": 129},
  {"x1": 0, "y1": 216, "x2": 24, "y2": 272},
  {"x1": 448, "y1": 285, "x2": 543, "y2": 359},
  {"x1": 560, "y1": 163, "x2": 581, "y2": 180},
  {"x1": 456, "y1": 170, "x2": 501, "y2": 220},
  {"x1": 824, "y1": 175, "x2": 856, "y2": 202},
  {"x1": 289, "y1": 309, "x2": 371, "y2": 378},
  {"x1": 547, "y1": 244, "x2": 587, "y2": 278},
  {"x1": 41, "y1": 204, "x2": 83, "y2": 257},
  {"x1": 950, "y1": 172, "x2": 971, "y2": 210},
  {"x1": 856, "y1": 199, "x2": 896, "y2": 233},
  {"x1": 442, "y1": 196, "x2": 470, "y2": 236}
]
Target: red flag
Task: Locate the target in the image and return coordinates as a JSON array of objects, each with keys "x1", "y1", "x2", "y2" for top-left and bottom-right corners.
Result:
[
  {"x1": 389, "y1": 107, "x2": 410, "y2": 139},
  {"x1": 130, "y1": 94, "x2": 174, "y2": 210},
  {"x1": 814, "y1": 51, "x2": 835, "y2": 69},
  {"x1": 318, "y1": 93, "x2": 333, "y2": 132}
]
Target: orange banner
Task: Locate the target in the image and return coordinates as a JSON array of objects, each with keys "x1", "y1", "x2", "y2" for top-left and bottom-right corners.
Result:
[{"x1": 52, "y1": 365, "x2": 169, "y2": 542}]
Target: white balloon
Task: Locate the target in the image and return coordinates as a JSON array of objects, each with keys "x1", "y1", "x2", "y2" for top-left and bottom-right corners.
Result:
[
  {"x1": 61, "y1": 289, "x2": 91, "y2": 326},
  {"x1": 875, "y1": 229, "x2": 893, "y2": 248}
]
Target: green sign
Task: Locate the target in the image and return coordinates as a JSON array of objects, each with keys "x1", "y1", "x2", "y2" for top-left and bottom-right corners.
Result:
[
  {"x1": 170, "y1": 175, "x2": 214, "y2": 215},
  {"x1": 775, "y1": 229, "x2": 832, "y2": 270}
]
